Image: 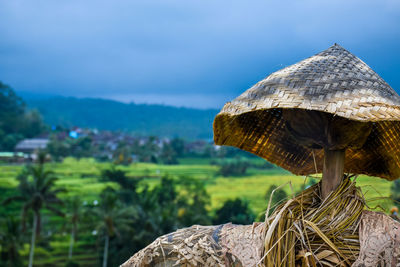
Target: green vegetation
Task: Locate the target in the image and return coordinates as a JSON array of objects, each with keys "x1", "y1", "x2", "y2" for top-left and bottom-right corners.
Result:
[
  {"x1": 25, "y1": 96, "x2": 217, "y2": 139},
  {"x1": 0, "y1": 157, "x2": 395, "y2": 266},
  {"x1": 0, "y1": 82, "x2": 45, "y2": 151},
  {"x1": 391, "y1": 180, "x2": 400, "y2": 205},
  {"x1": 217, "y1": 159, "x2": 249, "y2": 177},
  {"x1": 1, "y1": 82, "x2": 398, "y2": 266},
  {"x1": 91, "y1": 188, "x2": 135, "y2": 267},
  {"x1": 213, "y1": 198, "x2": 255, "y2": 225},
  {"x1": 3, "y1": 159, "x2": 65, "y2": 267},
  {"x1": 0, "y1": 216, "x2": 24, "y2": 267},
  {"x1": 65, "y1": 196, "x2": 83, "y2": 261},
  {"x1": 257, "y1": 184, "x2": 288, "y2": 221}
]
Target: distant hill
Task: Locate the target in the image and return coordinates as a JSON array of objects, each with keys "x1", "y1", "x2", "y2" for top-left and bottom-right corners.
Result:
[{"x1": 24, "y1": 96, "x2": 218, "y2": 139}]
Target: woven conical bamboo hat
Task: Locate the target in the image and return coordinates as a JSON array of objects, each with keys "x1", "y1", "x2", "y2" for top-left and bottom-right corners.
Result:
[{"x1": 214, "y1": 44, "x2": 400, "y2": 180}]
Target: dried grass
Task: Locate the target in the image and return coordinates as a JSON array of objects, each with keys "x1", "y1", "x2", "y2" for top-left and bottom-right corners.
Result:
[{"x1": 261, "y1": 176, "x2": 364, "y2": 267}]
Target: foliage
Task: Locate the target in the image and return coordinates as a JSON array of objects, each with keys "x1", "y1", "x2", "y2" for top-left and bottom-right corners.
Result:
[
  {"x1": 46, "y1": 136, "x2": 71, "y2": 161},
  {"x1": 0, "y1": 83, "x2": 24, "y2": 136},
  {"x1": 137, "y1": 137, "x2": 160, "y2": 163},
  {"x1": 0, "y1": 82, "x2": 45, "y2": 150},
  {"x1": 113, "y1": 148, "x2": 133, "y2": 165},
  {"x1": 65, "y1": 196, "x2": 83, "y2": 260},
  {"x1": 160, "y1": 142, "x2": 178, "y2": 164},
  {"x1": 258, "y1": 184, "x2": 288, "y2": 221},
  {"x1": 0, "y1": 80, "x2": 395, "y2": 266},
  {"x1": 0, "y1": 216, "x2": 24, "y2": 267},
  {"x1": 2, "y1": 162, "x2": 65, "y2": 267},
  {"x1": 3, "y1": 163, "x2": 65, "y2": 233},
  {"x1": 64, "y1": 261, "x2": 80, "y2": 267},
  {"x1": 252, "y1": 161, "x2": 275, "y2": 170},
  {"x1": 0, "y1": 159, "x2": 394, "y2": 266},
  {"x1": 391, "y1": 179, "x2": 400, "y2": 204},
  {"x1": 218, "y1": 159, "x2": 249, "y2": 176},
  {"x1": 25, "y1": 96, "x2": 217, "y2": 139},
  {"x1": 265, "y1": 185, "x2": 288, "y2": 208},
  {"x1": 92, "y1": 187, "x2": 136, "y2": 238},
  {"x1": 47, "y1": 136, "x2": 94, "y2": 161},
  {"x1": 96, "y1": 174, "x2": 212, "y2": 266},
  {"x1": 90, "y1": 187, "x2": 136, "y2": 267},
  {"x1": 101, "y1": 167, "x2": 138, "y2": 190},
  {"x1": 170, "y1": 138, "x2": 185, "y2": 157},
  {"x1": 213, "y1": 146, "x2": 258, "y2": 159},
  {"x1": 175, "y1": 177, "x2": 211, "y2": 226},
  {"x1": 100, "y1": 166, "x2": 140, "y2": 204},
  {"x1": 213, "y1": 198, "x2": 255, "y2": 225},
  {"x1": 45, "y1": 126, "x2": 264, "y2": 165}
]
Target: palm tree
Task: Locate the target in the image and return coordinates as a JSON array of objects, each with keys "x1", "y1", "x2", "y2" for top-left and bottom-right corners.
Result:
[
  {"x1": 3, "y1": 162, "x2": 65, "y2": 267},
  {"x1": 92, "y1": 188, "x2": 135, "y2": 267},
  {"x1": 0, "y1": 216, "x2": 24, "y2": 267},
  {"x1": 65, "y1": 196, "x2": 82, "y2": 260}
]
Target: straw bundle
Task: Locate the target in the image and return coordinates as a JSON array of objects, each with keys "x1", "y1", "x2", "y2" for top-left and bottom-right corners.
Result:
[{"x1": 263, "y1": 177, "x2": 364, "y2": 267}]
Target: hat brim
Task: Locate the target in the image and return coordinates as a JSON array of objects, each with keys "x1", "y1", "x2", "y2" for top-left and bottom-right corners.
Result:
[{"x1": 214, "y1": 108, "x2": 400, "y2": 180}]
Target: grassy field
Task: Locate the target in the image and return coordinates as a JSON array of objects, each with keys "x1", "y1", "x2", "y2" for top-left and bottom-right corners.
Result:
[
  {"x1": 0, "y1": 157, "x2": 395, "y2": 266},
  {"x1": 1, "y1": 157, "x2": 395, "y2": 214}
]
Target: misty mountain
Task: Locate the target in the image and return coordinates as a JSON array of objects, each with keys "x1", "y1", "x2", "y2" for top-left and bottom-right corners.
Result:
[{"x1": 24, "y1": 95, "x2": 219, "y2": 139}]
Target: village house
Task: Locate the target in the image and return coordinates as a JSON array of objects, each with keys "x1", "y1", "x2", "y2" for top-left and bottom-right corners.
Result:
[{"x1": 15, "y1": 138, "x2": 49, "y2": 154}]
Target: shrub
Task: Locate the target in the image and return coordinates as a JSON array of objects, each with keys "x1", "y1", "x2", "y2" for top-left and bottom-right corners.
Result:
[
  {"x1": 257, "y1": 184, "x2": 288, "y2": 221},
  {"x1": 213, "y1": 198, "x2": 255, "y2": 225},
  {"x1": 65, "y1": 261, "x2": 80, "y2": 267},
  {"x1": 391, "y1": 179, "x2": 400, "y2": 204},
  {"x1": 218, "y1": 159, "x2": 249, "y2": 176}
]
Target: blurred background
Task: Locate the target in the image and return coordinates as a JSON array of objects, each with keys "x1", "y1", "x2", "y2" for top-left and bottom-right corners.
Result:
[{"x1": 0, "y1": 0, "x2": 399, "y2": 266}]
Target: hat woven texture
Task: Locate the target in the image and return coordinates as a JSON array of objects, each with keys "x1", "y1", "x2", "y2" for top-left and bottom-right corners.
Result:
[{"x1": 213, "y1": 44, "x2": 400, "y2": 180}]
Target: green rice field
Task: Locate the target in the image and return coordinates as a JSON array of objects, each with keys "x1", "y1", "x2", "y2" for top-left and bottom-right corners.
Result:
[{"x1": 1, "y1": 157, "x2": 394, "y2": 215}]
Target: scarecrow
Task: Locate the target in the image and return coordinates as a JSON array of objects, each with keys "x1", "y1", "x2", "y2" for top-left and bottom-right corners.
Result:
[{"x1": 122, "y1": 44, "x2": 400, "y2": 267}]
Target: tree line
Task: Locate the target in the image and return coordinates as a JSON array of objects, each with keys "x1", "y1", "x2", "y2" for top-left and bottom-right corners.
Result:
[
  {"x1": 0, "y1": 82, "x2": 46, "y2": 151},
  {"x1": 1, "y1": 157, "x2": 266, "y2": 267},
  {"x1": 0, "y1": 81, "x2": 275, "y2": 179}
]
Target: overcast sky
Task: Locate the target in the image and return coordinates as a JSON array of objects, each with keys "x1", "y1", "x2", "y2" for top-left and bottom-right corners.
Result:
[{"x1": 0, "y1": 0, "x2": 399, "y2": 108}]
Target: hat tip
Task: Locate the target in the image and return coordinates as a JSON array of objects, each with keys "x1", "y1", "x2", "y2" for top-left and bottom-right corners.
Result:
[{"x1": 330, "y1": 43, "x2": 345, "y2": 50}]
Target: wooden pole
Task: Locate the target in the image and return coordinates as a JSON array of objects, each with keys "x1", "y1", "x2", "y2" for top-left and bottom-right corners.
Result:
[{"x1": 321, "y1": 148, "x2": 345, "y2": 199}]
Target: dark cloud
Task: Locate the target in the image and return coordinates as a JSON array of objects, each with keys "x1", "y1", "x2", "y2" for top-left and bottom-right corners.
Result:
[{"x1": 0, "y1": 0, "x2": 399, "y2": 108}]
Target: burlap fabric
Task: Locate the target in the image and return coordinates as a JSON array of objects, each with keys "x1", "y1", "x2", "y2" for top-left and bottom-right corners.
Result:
[
  {"x1": 120, "y1": 223, "x2": 264, "y2": 267},
  {"x1": 352, "y1": 211, "x2": 400, "y2": 266},
  {"x1": 121, "y1": 211, "x2": 400, "y2": 266}
]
